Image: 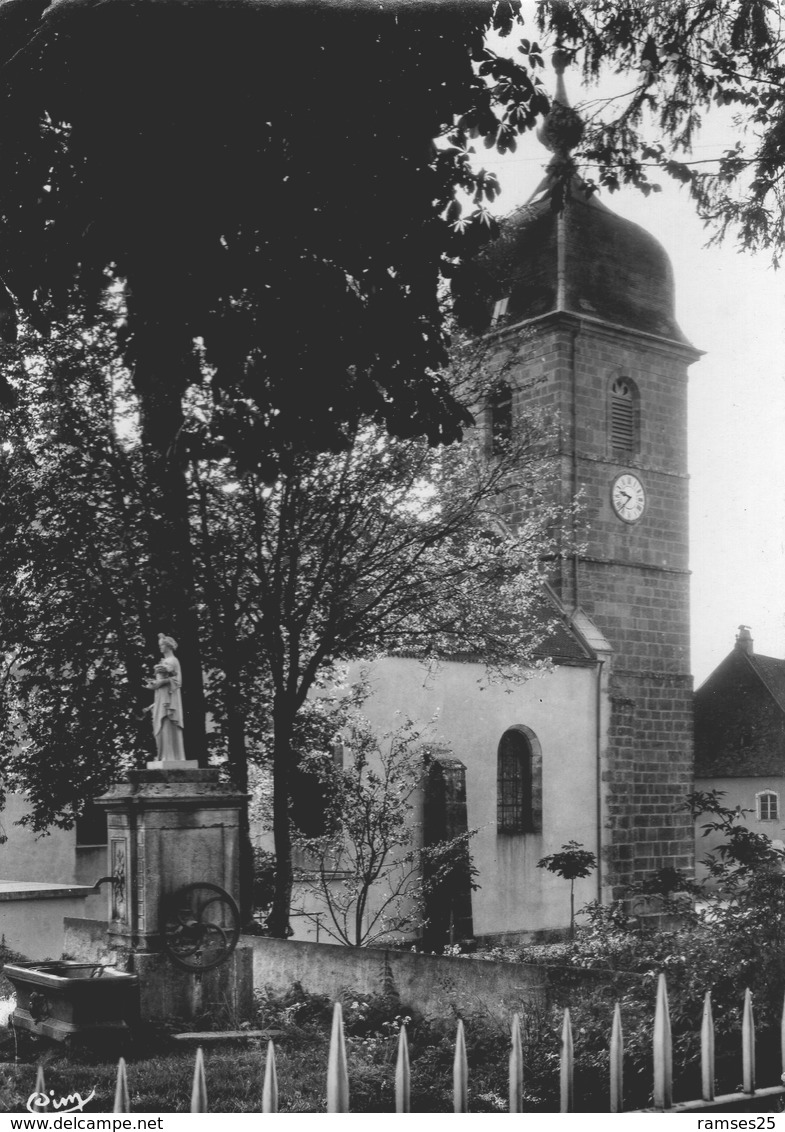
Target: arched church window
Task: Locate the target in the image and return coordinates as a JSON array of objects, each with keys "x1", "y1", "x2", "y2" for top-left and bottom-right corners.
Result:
[
  {"x1": 489, "y1": 381, "x2": 513, "y2": 454},
  {"x1": 610, "y1": 378, "x2": 638, "y2": 455},
  {"x1": 497, "y1": 726, "x2": 542, "y2": 834},
  {"x1": 290, "y1": 744, "x2": 344, "y2": 838},
  {"x1": 757, "y1": 790, "x2": 778, "y2": 822}
]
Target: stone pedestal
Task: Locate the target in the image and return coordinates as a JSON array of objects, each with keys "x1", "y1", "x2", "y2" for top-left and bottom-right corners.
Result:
[
  {"x1": 98, "y1": 767, "x2": 245, "y2": 952},
  {"x1": 63, "y1": 917, "x2": 254, "y2": 1026},
  {"x1": 88, "y1": 767, "x2": 253, "y2": 1022}
]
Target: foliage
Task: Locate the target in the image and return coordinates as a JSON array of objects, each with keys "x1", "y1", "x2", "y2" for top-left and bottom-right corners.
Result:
[
  {"x1": 0, "y1": 0, "x2": 556, "y2": 760},
  {"x1": 534, "y1": 889, "x2": 785, "y2": 1102},
  {"x1": 251, "y1": 847, "x2": 276, "y2": 924},
  {"x1": 291, "y1": 714, "x2": 478, "y2": 948},
  {"x1": 537, "y1": 841, "x2": 597, "y2": 937},
  {"x1": 535, "y1": 1, "x2": 785, "y2": 261},
  {"x1": 515, "y1": 794, "x2": 785, "y2": 1104},
  {"x1": 196, "y1": 347, "x2": 566, "y2": 935},
  {"x1": 686, "y1": 788, "x2": 785, "y2": 889},
  {"x1": 0, "y1": 1, "x2": 551, "y2": 462},
  {"x1": 0, "y1": 312, "x2": 154, "y2": 826},
  {"x1": 0, "y1": 309, "x2": 566, "y2": 937},
  {"x1": 537, "y1": 841, "x2": 597, "y2": 882}
]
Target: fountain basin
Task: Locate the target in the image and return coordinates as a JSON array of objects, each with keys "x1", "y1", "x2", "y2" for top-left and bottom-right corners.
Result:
[{"x1": 4, "y1": 960, "x2": 139, "y2": 1042}]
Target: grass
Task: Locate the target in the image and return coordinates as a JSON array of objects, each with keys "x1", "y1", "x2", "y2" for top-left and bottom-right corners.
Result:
[{"x1": 0, "y1": 988, "x2": 551, "y2": 1114}]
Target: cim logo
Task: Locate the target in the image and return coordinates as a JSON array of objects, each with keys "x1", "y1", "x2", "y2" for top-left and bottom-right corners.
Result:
[{"x1": 26, "y1": 1087, "x2": 97, "y2": 1114}]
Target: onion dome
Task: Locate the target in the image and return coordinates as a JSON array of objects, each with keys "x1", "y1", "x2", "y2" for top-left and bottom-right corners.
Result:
[{"x1": 453, "y1": 53, "x2": 691, "y2": 346}]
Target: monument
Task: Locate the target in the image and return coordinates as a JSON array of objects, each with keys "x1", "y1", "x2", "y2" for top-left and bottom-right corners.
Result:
[
  {"x1": 149, "y1": 634, "x2": 186, "y2": 764},
  {"x1": 64, "y1": 633, "x2": 253, "y2": 1023}
]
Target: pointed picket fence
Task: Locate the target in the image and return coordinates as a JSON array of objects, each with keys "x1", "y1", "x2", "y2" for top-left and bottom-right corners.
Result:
[
  {"x1": 113, "y1": 1057, "x2": 130, "y2": 1113},
  {"x1": 32, "y1": 975, "x2": 785, "y2": 1114},
  {"x1": 262, "y1": 1039, "x2": 278, "y2": 1113},
  {"x1": 395, "y1": 1024, "x2": 411, "y2": 1113}
]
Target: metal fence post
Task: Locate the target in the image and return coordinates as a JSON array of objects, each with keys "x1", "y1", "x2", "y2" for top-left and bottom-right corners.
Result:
[
  {"x1": 190, "y1": 1047, "x2": 207, "y2": 1114},
  {"x1": 327, "y1": 1002, "x2": 349, "y2": 1113},
  {"x1": 509, "y1": 1012, "x2": 524, "y2": 1113},
  {"x1": 560, "y1": 1008, "x2": 574, "y2": 1113},
  {"x1": 609, "y1": 1002, "x2": 623, "y2": 1113},
  {"x1": 395, "y1": 1025, "x2": 411, "y2": 1113},
  {"x1": 453, "y1": 1019, "x2": 468, "y2": 1113},
  {"x1": 113, "y1": 1057, "x2": 130, "y2": 1114},
  {"x1": 653, "y1": 973, "x2": 673, "y2": 1111},
  {"x1": 701, "y1": 991, "x2": 715, "y2": 1102},
  {"x1": 262, "y1": 1040, "x2": 278, "y2": 1113}
]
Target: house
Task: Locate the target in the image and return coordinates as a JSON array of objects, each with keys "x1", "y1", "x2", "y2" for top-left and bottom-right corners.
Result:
[
  {"x1": 694, "y1": 625, "x2": 785, "y2": 872},
  {"x1": 0, "y1": 795, "x2": 106, "y2": 957}
]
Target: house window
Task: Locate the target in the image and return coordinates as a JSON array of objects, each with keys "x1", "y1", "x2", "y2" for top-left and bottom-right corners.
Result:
[
  {"x1": 75, "y1": 802, "x2": 108, "y2": 847},
  {"x1": 757, "y1": 791, "x2": 779, "y2": 822},
  {"x1": 489, "y1": 381, "x2": 513, "y2": 454},
  {"x1": 610, "y1": 378, "x2": 638, "y2": 455},
  {"x1": 497, "y1": 726, "x2": 542, "y2": 834}
]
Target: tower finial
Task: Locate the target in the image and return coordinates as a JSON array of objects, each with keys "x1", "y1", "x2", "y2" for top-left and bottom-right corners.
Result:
[
  {"x1": 536, "y1": 47, "x2": 584, "y2": 160},
  {"x1": 552, "y1": 46, "x2": 570, "y2": 106}
]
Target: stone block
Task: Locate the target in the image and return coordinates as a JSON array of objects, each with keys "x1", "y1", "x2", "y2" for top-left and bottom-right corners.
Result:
[
  {"x1": 63, "y1": 918, "x2": 254, "y2": 1024},
  {"x1": 132, "y1": 945, "x2": 254, "y2": 1024}
]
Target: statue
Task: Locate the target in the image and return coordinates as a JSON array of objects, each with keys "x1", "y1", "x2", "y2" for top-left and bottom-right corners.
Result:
[{"x1": 149, "y1": 633, "x2": 185, "y2": 761}]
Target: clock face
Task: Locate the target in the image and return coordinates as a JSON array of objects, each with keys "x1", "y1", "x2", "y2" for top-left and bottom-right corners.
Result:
[{"x1": 611, "y1": 473, "x2": 646, "y2": 523}]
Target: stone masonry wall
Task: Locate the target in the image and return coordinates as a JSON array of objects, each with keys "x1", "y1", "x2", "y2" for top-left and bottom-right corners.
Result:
[{"x1": 496, "y1": 313, "x2": 696, "y2": 897}]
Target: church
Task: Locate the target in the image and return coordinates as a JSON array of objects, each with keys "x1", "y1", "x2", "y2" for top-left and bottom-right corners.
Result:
[
  {"x1": 1, "y1": 68, "x2": 701, "y2": 952},
  {"x1": 333, "y1": 65, "x2": 701, "y2": 943}
]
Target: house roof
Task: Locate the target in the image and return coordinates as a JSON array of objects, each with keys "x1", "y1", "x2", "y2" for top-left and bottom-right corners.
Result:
[
  {"x1": 745, "y1": 652, "x2": 785, "y2": 715},
  {"x1": 694, "y1": 635, "x2": 785, "y2": 778}
]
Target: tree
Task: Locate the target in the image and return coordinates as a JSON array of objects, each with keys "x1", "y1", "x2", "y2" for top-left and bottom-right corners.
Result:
[
  {"x1": 537, "y1": 840, "x2": 597, "y2": 937},
  {"x1": 534, "y1": 1, "x2": 785, "y2": 259},
  {"x1": 0, "y1": 0, "x2": 551, "y2": 750},
  {"x1": 290, "y1": 711, "x2": 477, "y2": 949},
  {"x1": 189, "y1": 349, "x2": 566, "y2": 936},
  {"x1": 0, "y1": 311, "x2": 153, "y2": 826},
  {"x1": 0, "y1": 307, "x2": 568, "y2": 933}
]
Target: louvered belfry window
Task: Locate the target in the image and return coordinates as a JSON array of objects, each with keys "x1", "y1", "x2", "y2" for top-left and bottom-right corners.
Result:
[
  {"x1": 611, "y1": 378, "x2": 636, "y2": 454},
  {"x1": 497, "y1": 728, "x2": 533, "y2": 833}
]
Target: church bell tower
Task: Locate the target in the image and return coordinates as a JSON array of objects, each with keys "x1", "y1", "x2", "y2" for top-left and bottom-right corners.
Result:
[{"x1": 455, "y1": 58, "x2": 700, "y2": 899}]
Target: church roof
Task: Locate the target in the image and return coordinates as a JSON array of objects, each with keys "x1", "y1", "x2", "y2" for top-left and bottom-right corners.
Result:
[
  {"x1": 530, "y1": 594, "x2": 597, "y2": 665},
  {"x1": 695, "y1": 630, "x2": 785, "y2": 778},
  {"x1": 391, "y1": 584, "x2": 600, "y2": 668},
  {"x1": 453, "y1": 62, "x2": 695, "y2": 351},
  {"x1": 458, "y1": 177, "x2": 692, "y2": 346}
]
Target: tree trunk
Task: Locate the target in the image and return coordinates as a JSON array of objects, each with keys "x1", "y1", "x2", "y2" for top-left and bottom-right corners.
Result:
[
  {"x1": 224, "y1": 664, "x2": 254, "y2": 926},
  {"x1": 267, "y1": 696, "x2": 294, "y2": 938},
  {"x1": 130, "y1": 320, "x2": 207, "y2": 765}
]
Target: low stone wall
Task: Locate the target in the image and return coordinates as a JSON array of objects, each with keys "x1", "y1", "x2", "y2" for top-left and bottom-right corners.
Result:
[
  {"x1": 249, "y1": 936, "x2": 548, "y2": 1021},
  {"x1": 0, "y1": 883, "x2": 96, "y2": 960}
]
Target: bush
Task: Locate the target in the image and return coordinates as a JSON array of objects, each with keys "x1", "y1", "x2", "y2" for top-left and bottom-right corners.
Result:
[{"x1": 252, "y1": 847, "x2": 276, "y2": 918}]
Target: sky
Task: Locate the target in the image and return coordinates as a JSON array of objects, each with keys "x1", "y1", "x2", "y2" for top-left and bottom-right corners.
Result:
[{"x1": 473, "y1": 64, "x2": 785, "y2": 686}]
